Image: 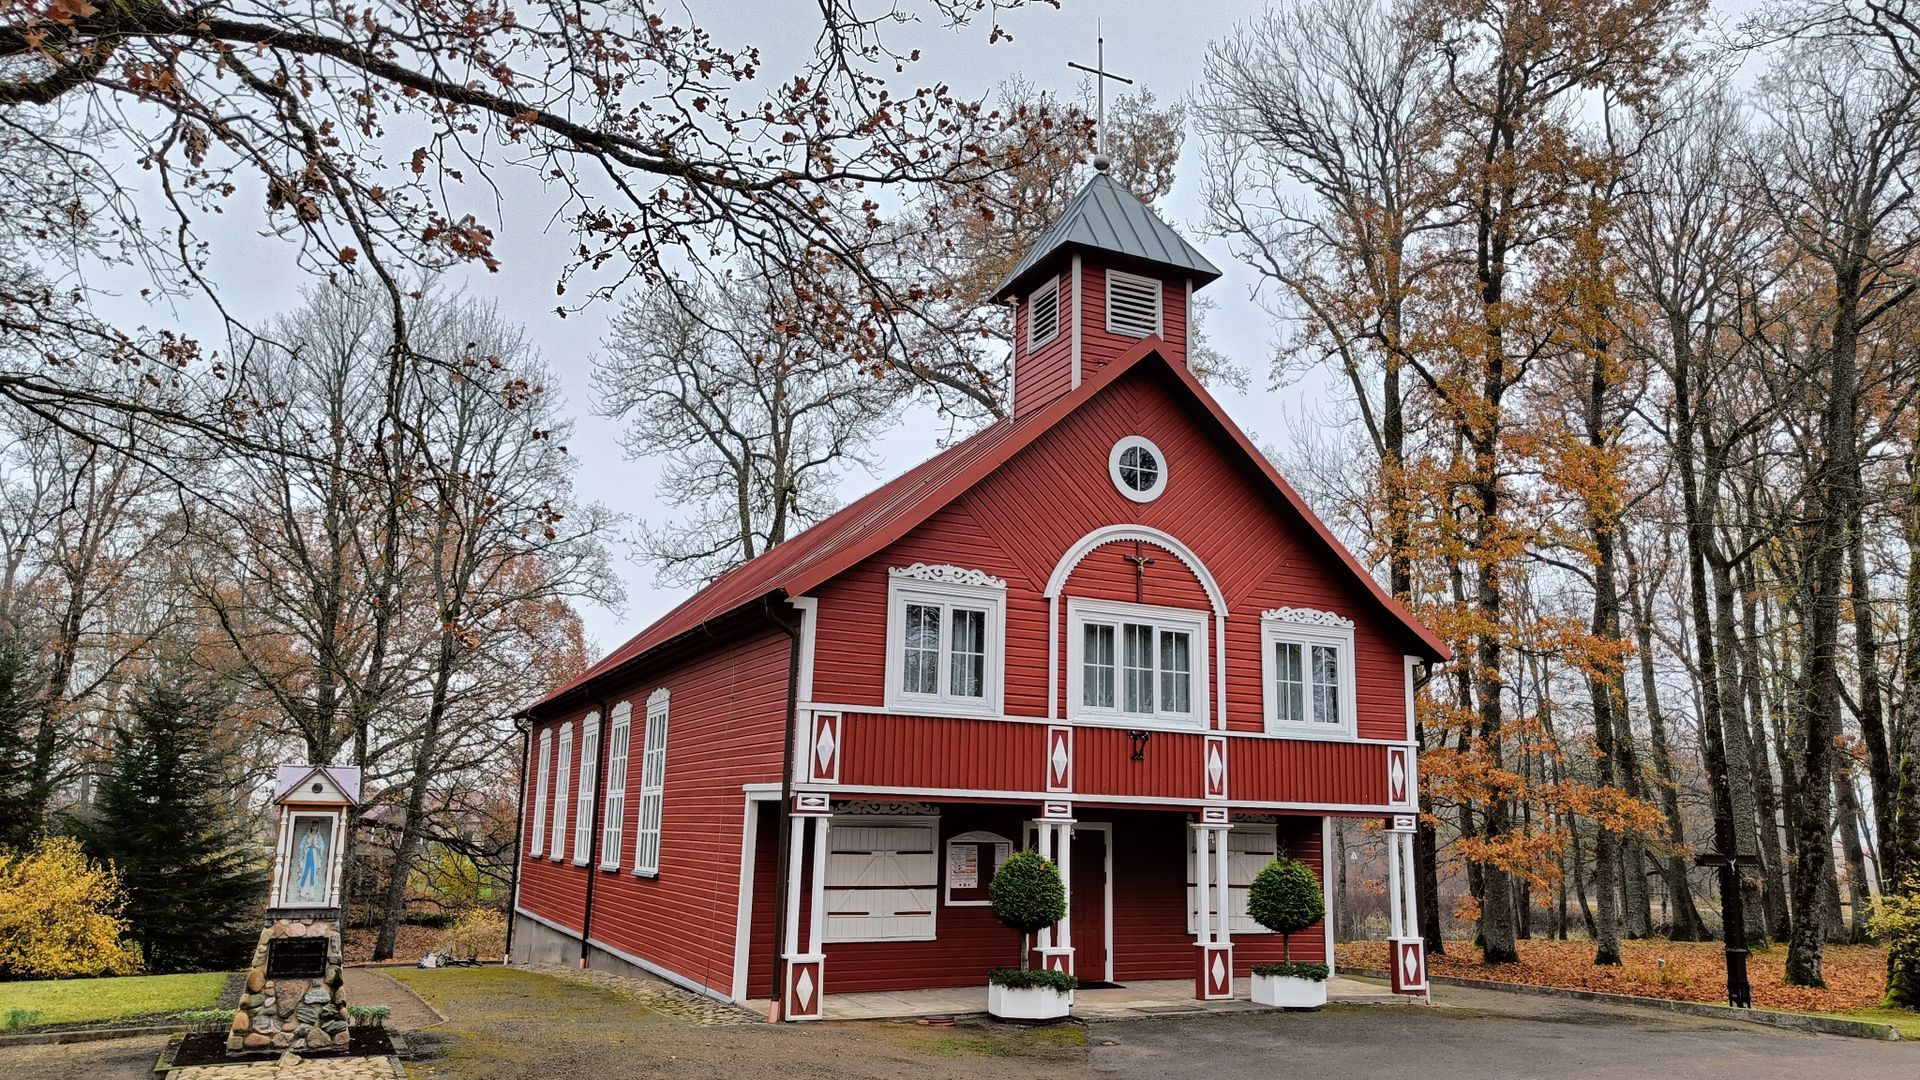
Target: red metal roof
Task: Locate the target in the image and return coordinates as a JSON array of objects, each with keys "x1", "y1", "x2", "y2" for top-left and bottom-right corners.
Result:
[{"x1": 536, "y1": 341, "x2": 1449, "y2": 711}]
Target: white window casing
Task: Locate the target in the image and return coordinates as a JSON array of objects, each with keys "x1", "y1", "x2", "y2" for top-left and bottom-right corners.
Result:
[
  {"x1": 1188, "y1": 824, "x2": 1282, "y2": 934},
  {"x1": 1066, "y1": 597, "x2": 1210, "y2": 730},
  {"x1": 600, "y1": 701, "x2": 631, "y2": 870},
  {"x1": 550, "y1": 722, "x2": 573, "y2": 861},
  {"x1": 883, "y1": 566, "x2": 1007, "y2": 717},
  {"x1": 824, "y1": 817, "x2": 938, "y2": 942},
  {"x1": 1106, "y1": 269, "x2": 1163, "y2": 338},
  {"x1": 529, "y1": 729, "x2": 550, "y2": 859},
  {"x1": 633, "y1": 688, "x2": 669, "y2": 876},
  {"x1": 1028, "y1": 275, "x2": 1061, "y2": 350},
  {"x1": 1262, "y1": 607, "x2": 1358, "y2": 739},
  {"x1": 573, "y1": 713, "x2": 599, "y2": 865},
  {"x1": 1108, "y1": 435, "x2": 1168, "y2": 503}
]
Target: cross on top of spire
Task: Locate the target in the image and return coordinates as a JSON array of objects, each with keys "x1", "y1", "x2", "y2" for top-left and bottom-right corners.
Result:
[{"x1": 1067, "y1": 22, "x2": 1134, "y2": 171}]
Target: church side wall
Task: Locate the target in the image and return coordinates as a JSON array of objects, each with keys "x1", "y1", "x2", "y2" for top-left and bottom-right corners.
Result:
[{"x1": 516, "y1": 627, "x2": 790, "y2": 997}]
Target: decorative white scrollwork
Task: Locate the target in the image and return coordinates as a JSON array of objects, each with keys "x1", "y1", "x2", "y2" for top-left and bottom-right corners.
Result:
[
  {"x1": 1261, "y1": 606, "x2": 1354, "y2": 629},
  {"x1": 888, "y1": 563, "x2": 1006, "y2": 589},
  {"x1": 831, "y1": 799, "x2": 939, "y2": 816}
]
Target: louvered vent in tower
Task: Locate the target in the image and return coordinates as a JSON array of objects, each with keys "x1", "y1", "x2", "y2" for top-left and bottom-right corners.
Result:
[
  {"x1": 1106, "y1": 270, "x2": 1162, "y2": 338},
  {"x1": 1028, "y1": 276, "x2": 1061, "y2": 350}
]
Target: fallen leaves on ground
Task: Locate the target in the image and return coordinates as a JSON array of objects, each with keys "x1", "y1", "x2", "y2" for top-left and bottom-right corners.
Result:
[{"x1": 1336, "y1": 938, "x2": 1891, "y2": 1012}]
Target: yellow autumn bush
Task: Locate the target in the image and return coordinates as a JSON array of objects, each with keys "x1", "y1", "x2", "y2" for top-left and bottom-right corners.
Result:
[
  {"x1": 441, "y1": 907, "x2": 506, "y2": 960},
  {"x1": 0, "y1": 836, "x2": 139, "y2": 979}
]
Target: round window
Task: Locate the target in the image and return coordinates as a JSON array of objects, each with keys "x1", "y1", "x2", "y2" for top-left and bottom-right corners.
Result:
[{"x1": 1109, "y1": 436, "x2": 1167, "y2": 503}]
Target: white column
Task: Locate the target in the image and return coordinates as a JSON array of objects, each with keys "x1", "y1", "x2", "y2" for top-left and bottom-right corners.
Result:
[
  {"x1": 1056, "y1": 823, "x2": 1073, "y2": 958},
  {"x1": 807, "y1": 815, "x2": 830, "y2": 953},
  {"x1": 1194, "y1": 826, "x2": 1212, "y2": 945},
  {"x1": 1037, "y1": 822, "x2": 1055, "y2": 951},
  {"x1": 784, "y1": 816, "x2": 806, "y2": 957},
  {"x1": 1214, "y1": 824, "x2": 1232, "y2": 947},
  {"x1": 1386, "y1": 823, "x2": 1404, "y2": 939},
  {"x1": 1399, "y1": 832, "x2": 1420, "y2": 939}
]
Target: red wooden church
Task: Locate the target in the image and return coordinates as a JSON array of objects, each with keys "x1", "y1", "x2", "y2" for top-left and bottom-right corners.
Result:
[{"x1": 511, "y1": 168, "x2": 1444, "y2": 1019}]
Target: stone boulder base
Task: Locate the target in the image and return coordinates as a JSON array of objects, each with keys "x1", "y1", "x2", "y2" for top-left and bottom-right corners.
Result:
[{"x1": 227, "y1": 917, "x2": 350, "y2": 1055}]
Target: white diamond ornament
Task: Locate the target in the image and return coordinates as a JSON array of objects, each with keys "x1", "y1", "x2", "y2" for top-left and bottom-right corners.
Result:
[
  {"x1": 1390, "y1": 755, "x2": 1407, "y2": 798},
  {"x1": 1051, "y1": 740, "x2": 1070, "y2": 779},
  {"x1": 814, "y1": 722, "x2": 836, "y2": 772},
  {"x1": 1211, "y1": 952, "x2": 1227, "y2": 987},
  {"x1": 796, "y1": 967, "x2": 815, "y2": 1008},
  {"x1": 1207, "y1": 747, "x2": 1225, "y2": 788}
]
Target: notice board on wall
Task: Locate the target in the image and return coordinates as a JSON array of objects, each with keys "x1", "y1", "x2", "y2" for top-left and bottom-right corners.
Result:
[{"x1": 945, "y1": 830, "x2": 1012, "y2": 906}]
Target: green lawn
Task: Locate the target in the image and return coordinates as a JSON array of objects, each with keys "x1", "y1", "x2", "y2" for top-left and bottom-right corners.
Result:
[
  {"x1": 0, "y1": 971, "x2": 230, "y2": 1028},
  {"x1": 1812, "y1": 1005, "x2": 1920, "y2": 1040}
]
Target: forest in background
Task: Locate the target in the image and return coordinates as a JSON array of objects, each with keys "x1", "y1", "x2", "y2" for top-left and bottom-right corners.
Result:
[{"x1": 1, "y1": 0, "x2": 1918, "y2": 1008}]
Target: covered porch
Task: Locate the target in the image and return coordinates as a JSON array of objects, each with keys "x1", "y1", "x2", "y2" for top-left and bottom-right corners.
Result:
[{"x1": 750, "y1": 793, "x2": 1427, "y2": 1020}]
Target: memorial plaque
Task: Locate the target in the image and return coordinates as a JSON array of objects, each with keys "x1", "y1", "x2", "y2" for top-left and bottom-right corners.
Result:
[{"x1": 265, "y1": 937, "x2": 328, "y2": 979}]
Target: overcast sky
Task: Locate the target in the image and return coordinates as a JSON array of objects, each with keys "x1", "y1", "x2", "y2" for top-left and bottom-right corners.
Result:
[
  {"x1": 534, "y1": 0, "x2": 1298, "y2": 657},
  {"x1": 126, "y1": 0, "x2": 1759, "y2": 662}
]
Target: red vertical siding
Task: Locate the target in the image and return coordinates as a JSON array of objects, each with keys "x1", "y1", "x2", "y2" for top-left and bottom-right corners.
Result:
[
  {"x1": 1012, "y1": 269, "x2": 1076, "y2": 417},
  {"x1": 519, "y1": 629, "x2": 790, "y2": 996}
]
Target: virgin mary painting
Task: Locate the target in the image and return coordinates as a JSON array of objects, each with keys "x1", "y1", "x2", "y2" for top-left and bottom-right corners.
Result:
[{"x1": 286, "y1": 816, "x2": 331, "y2": 905}]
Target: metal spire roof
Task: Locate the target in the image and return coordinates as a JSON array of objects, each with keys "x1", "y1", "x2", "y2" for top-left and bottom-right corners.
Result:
[{"x1": 991, "y1": 171, "x2": 1221, "y2": 301}]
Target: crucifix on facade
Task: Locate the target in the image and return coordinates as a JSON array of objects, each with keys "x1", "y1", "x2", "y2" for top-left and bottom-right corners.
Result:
[
  {"x1": 1068, "y1": 23, "x2": 1135, "y2": 166},
  {"x1": 1120, "y1": 540, "x2": 1155, "y2": 603}
]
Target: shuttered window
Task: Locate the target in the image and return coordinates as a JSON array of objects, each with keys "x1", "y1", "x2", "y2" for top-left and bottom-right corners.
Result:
[
  {"x1": 1106, "y1": 270, "x2": 1162, "y2": 338},
  {"x1": 1028, "y1": 275, "x2": 1061, "y2": 349},
  {"x1": 823, "y1": 820, "x2": 938, "y2": 942},
  {"x1": 529, "y1": 729, "x2": 550, "y2": 859},
  {"x1": 600, "y1": 701, "x2": 631, "y2": 870},
  {"x1": 632, "y1": 688, "x2": 669, "y2": 876},
  {"x1": 1187, "y1": 825, "x2": 1284, "y2": 934},
  {"x1": 573, "y1": 714, "x2": 598, "y2": 864},
  {"x1": 550, "y1": 722, "x2": 572, "y2": 861}
]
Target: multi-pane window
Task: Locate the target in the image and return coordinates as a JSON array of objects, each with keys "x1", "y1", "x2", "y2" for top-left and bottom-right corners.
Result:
[
  {"x1": 550, "y1": 722, "x2": 572, "y2": 861},
  {"x1": 633, "y1": 689, "x2": 669, "y2": 876},
  {"x1": 1070, "y1": 599, "x2": 1207, "y2": 728},
  {"x1": 886, "y1": 572, "x2": 1005, "y2": 715},
  {"x1": 600, "y1": 701, "x2": 631, "y2": 870},
  {"x1": 573, "y1": 714, "x2": 599, "y2": 864},
  {"x1": 529, "y1": 729, "x2": 550, "y2": 858},
  {"x1": 1263, "y1": 611, "x2": 1355, "y2": 737}
]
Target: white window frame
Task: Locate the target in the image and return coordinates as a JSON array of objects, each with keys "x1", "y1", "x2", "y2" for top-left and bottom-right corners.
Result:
[
  {"x1": 1187, "y1": 823, "x2": 1282, "y2": 934},
  {"x1": 1261, "y1": 610, "x2": 1358, "y2": 740},
  {"x1": 1108, "y1": 435, "x2": 1168, "y2": 503},
  {"x1": 599, "y1": 701, "x2": 631, "y2": 871},
  {"x1": 573, "y1": 713, "x2": 599, "y2": 865},
  {"x1": 529, "y1": 728, "x2": 551, "y2": 859},
  {"x1": 883, "y1": 572, "x2": 1006, "y2": 717},
  {"x1": 632, "y1": 688, "x2": 669, "y2": 877},
  {"x1": 1028, "y1": 274, "x2": 1061, "y2": 350},
  {"x1": 1066, "y1": 597, "x2": 1210, "y2": 730},
  {"x1": 1105, "y1": 268, "x2": 1163, "y2": 338},
  {"x1": 823, "y1": 815, "x2": 939, "y2": 943},
  {"x1": 550, "y1": 722, "x2": 572, "y2": 862}
]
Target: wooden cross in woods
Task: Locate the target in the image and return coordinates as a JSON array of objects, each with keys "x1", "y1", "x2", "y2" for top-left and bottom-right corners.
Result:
[
  {"x1": 1068, "y1": 23, "x2": 1134, "y2": 162},
  {"x1": 1120, "y1": 540, "x2": 1155, "y2": 603},
  {"x1": 1694, "y1": 849, "x2": 1762, "y2": 1008}
]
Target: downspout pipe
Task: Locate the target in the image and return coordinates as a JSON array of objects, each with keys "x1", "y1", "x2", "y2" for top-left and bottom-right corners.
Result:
[
  {"x1": 579, "y1": 696, "x2": 612, "y2": 968},
  {"x1": 765, "y1": 595, "x2": 804, "y2": 1022},
  {"x1": 504, "y1": 710, "x2": 532, "y2": 964}
]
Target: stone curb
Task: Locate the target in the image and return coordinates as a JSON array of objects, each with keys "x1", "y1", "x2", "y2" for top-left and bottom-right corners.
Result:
[
  {"x1": 1342, "y1": 966, "x2": 1901, "y2": 1041},
  {"x1": 0, "y1": 1023, "x2": 179, "y2": 1048}
]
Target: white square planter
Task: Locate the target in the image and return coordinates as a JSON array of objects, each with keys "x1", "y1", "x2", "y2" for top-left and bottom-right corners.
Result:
[
  {"x1": 988, "y1": 982, "x2": 1072, "y2": 1020},
  {"x1": 1251, "y1": 973, "x2": 1327, "y2": 1009}
]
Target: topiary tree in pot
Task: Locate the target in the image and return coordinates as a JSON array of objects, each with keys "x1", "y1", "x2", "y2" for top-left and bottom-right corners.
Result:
[
  {"x1": 985, "y1": 849, "x2": 1074, "y2": 1019},
  {"x1": 1247, "y1": 856, "x2": 1329, "y2": 1008}
]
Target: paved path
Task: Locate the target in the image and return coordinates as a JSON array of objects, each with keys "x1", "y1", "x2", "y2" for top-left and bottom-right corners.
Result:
[{"x1": 1088, "y1": 984, "x2": 1920, "y2": 1080}]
